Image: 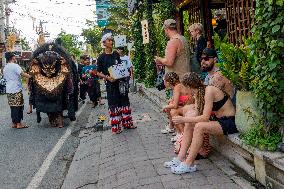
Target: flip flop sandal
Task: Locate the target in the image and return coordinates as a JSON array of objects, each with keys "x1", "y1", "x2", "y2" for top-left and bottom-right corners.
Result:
[{"x1": 171, "y1": 162, "x2": 197, "y2": 174}]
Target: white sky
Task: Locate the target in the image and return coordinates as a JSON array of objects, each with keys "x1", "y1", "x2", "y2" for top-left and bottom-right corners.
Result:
[{"x1": 9, "y1": 0, "x2": 97, "y2": 47}]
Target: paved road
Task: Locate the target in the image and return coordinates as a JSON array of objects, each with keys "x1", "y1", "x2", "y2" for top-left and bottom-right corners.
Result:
[{"x1": 0, "y1": 91, "x2": 90, "y2": 189}]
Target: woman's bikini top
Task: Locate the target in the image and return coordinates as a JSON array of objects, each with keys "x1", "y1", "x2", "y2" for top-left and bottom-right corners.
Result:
[{"x1": 212, "y1": 93, "x2": 229, "y2": 111}]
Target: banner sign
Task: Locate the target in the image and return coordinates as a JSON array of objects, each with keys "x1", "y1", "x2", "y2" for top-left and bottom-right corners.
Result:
[
  {"x1": 141, "y1": 19, "x2": 149, "y2": 44},
  {"x1": 114, "y1": 35, "x2": 127, "y2": 47}
]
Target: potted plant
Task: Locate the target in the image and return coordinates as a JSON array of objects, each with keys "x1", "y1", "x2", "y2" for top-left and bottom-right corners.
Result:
[{"x1": 215, "y1": 35, "x2": 260, "y2": 133}]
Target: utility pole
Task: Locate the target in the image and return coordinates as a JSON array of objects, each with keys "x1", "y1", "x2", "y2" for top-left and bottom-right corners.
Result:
[
  {"x1": 0, "y1": 0, "x2": 6, "y2": 70},
  {"x1": 0, "y1": 0, "x2": 16, "y2": 70}
]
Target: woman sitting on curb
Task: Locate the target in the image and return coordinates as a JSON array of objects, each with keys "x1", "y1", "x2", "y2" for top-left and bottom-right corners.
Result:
[
  {"x1": 164, "y1": 72, "x2": 238, "y2": 174},
  {"x1": 162, "y1": 72, "x2": 193, "y2": 152}
]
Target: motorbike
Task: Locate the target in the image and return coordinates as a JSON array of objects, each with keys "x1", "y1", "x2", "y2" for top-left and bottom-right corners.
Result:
[{"x1": 0, "y1": 75, "x2": 6, "y2": 94}]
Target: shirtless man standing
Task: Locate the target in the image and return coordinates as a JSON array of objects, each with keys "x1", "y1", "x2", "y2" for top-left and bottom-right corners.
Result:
[{"x1": 155, "y1": 19, "x2": 191, "y2": 134}]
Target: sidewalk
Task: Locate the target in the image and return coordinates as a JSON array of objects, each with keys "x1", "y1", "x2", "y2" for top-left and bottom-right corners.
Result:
[{"x1": 61, "y1": 93, "x2": 254, "y2": 189}]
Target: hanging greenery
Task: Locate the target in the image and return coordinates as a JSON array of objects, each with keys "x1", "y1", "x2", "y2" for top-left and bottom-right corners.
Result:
[
  {"x1": 250, "y1": 0, "x2": 284, "y2": 127},
  {"x1": 131, "y1": 5, "x2": 146, "y2": 82},
  {"x1": 143, "y1": 2, "x2": 157, "y2": 87},
  {"x1": 154, "y1": 0, "x2": 176, "y2": 55},
  {"x1": 130, "y1": 0, "x2": 176, "y2": 86}
]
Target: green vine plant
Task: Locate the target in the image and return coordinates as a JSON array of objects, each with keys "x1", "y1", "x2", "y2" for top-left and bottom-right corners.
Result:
[
  {"x1": 214, "y1": 33, "x2": 254, "y2": 91},
  {"x1": 131, "y1": 6, "x2": 146, "y2": 82},
  {"x1": 241, "y1": 107, "x2": 282, "y2": 151},
  {"x1": 143, "y1": 2, "x2": 157, "y2": 87},
  {"x1": 250, "y1": 0, "x2": 284, "y2": 128}
]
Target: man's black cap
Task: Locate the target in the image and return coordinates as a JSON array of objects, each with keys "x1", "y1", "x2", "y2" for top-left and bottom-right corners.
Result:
[
  {"x1": 5, "y1": 52, "x2": 15, "y2": 60},
  {"x1": 202, "y1": 48, "x2": 217, "y2": 58},
  {"x1": 117, "y1": 46, "x2": 125, "y2": 51}
]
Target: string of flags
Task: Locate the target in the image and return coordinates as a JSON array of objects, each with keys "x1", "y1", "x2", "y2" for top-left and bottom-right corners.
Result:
[{"x1": 13, "y1": 3, "x2": 93, "y2": 24}]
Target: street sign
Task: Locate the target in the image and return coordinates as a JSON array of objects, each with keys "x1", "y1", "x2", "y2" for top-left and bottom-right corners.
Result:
[{"x1": 13, "y1": 44, "x2": 22, "y2": 57}]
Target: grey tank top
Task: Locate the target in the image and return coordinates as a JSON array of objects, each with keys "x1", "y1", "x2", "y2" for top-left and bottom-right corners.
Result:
[{"x1": 165, "y1": 35, "x2": 191, "y2": 79}]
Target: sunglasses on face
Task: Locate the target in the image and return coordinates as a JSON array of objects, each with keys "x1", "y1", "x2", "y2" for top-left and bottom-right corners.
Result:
[{"x1": 200, "y1": 56, "x2": 214, "y2": 61}]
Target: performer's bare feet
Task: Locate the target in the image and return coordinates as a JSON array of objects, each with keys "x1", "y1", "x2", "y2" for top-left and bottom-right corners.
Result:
[
  {"x1": 16, "y1": 123, "x2": 29, "y2": 129},
  {"x1": 11, "y1": 123, "x2": 17, "y2": 128}
]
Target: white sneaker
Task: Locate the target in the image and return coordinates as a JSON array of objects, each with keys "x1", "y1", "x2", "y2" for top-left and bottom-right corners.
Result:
[
  {"x1": 171, "y1": 134, "x2": 179, "y2": 142},
  {"x1": 161, "y1": 125, "x2": 175, "y2": 134},
  {"x1": 164, "y1": 157, "x2": 181, "y2": 168}
]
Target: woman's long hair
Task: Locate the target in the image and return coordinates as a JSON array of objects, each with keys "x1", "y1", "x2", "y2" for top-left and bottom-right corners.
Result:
[{"x1": 181, "y1": 72, "x2": 205, "y2": 115}]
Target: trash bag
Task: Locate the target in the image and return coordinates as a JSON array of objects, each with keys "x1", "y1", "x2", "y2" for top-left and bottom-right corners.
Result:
[
  {"x1": 155, "y1": 67, "x2": 165, "y2": 91},
  {"x1": 0, "y1": 76, "x2": 6, "y2": 94}
]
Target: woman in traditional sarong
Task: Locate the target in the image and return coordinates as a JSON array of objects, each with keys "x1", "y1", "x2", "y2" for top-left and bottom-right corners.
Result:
[
  {"x1": 28, "y1": 43, "x2": 78, "y2": 128},
  {"x1": 3, "y1": 52, "x2": 30, "y2": 129},
  {"x1": 96, "y1": 33, "x2": 135, "y2": 134}
]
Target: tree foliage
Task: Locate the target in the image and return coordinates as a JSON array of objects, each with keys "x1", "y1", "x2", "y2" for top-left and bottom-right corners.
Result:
[
  {"x1": 57, "y1": 31, "x2": 82, "y2": 57},
  {"x1": 19, "y1": 37, "x2": 31, "y2": 51},
  {"x1": 107, "y1": 0, "x2": 132, "y2": 37},
  {"x1": 81, "y1": 26, "x2": 103, "y2": 56}
]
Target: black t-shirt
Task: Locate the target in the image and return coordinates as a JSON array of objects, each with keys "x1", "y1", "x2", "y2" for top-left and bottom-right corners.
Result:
[
  {"x1": 97, "y1": 51, "x2": 121, "y2": 76},
  {"x1": 195, "y1": 36, "x2": 207, "y2": 64},
  {"x1": 77, "y1": 63, "x2": 85, "y2": 80}
]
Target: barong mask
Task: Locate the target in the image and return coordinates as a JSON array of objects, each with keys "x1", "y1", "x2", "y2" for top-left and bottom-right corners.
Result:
[
  {"x1": 29, "y1": 43, "x2": 71, "y2": 96},
  {"x1": 36, "y1": 51, "x2": 62, "y2": 78}
]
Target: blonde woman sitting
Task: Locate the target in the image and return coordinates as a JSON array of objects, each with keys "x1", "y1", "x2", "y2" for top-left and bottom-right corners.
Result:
[{"x1": 164, "y1": 72, "x2": 238, "y2": 174}]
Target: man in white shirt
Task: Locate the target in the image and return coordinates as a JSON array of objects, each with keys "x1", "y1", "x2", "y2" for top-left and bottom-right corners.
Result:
[{"x1": 3, "y1": 52, "x2": 30, "y2": 129}]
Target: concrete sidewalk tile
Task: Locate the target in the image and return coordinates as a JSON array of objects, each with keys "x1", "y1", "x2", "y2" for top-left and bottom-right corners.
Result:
[
  {"x1": 117, "y1": 168, "x2": 136, "y2": 180},
  {"x1": 200, "y1": 168, "x2": 225, "y2": 177},
  {"x1": 182, "y1": 171, "x2": 206, "y2": 180},
  {"x1": 163, "y1": 179, "x2": 187, "y2": 189},
  {"x1": 156, "y1": 166, "x2": 172, "y2": 175},
  {"x1": 207, "y1": 175, "x2": 233, "y2": 184},
  {"x1": 196, "y1": 161, "x2": 217, "y2": 171},
  {"x1": 212, "y1": 182, "x2": 242, "y2": 189},
  {"x1": 116, "y1": 163, "x2": 134, "y2": 173},
  {"x1": 78, "y1": 183, "x2": 98, "y2": 189},
  {"x1": 133, "y1": 160, "x2": 152, "y2": 167},
  {"x1": 139, "y1": 176, "x2": 161, "y2": 186},
  {"x1": 189, "y1": 184, "x2": 216, "y2": 189},
  {"x1": 98, "y1": 169, "x2": 117, "y2": 180},
  {"x1": 160, "y1": 174, "x2": 182, "y2": 183},
  {"x1": 185, "y1": 176, "x2": 211, "y2": 187},
  {"x1": 113, "y1": 182, "x2": 133, "y2": 189},
  {"x1": 151, "y1": 157, "x2": 171, "y2": 165},
  {"x1": 137, "y1": 182, "x2": 164, "y2": 189},
  {"x1": 99, "y1": 160, "x2": 115, "y2": 170},
  {"x1": 61, "y1": 155, "x2": 99, "y2": 189},
  {"x1": 136, "y1": 169, "x2": 158, "y2": 179}
]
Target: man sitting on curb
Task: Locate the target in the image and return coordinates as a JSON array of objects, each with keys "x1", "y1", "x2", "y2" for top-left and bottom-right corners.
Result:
[{"x1": 202, "y1": 48, "x2": 235, "y2": 100}]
